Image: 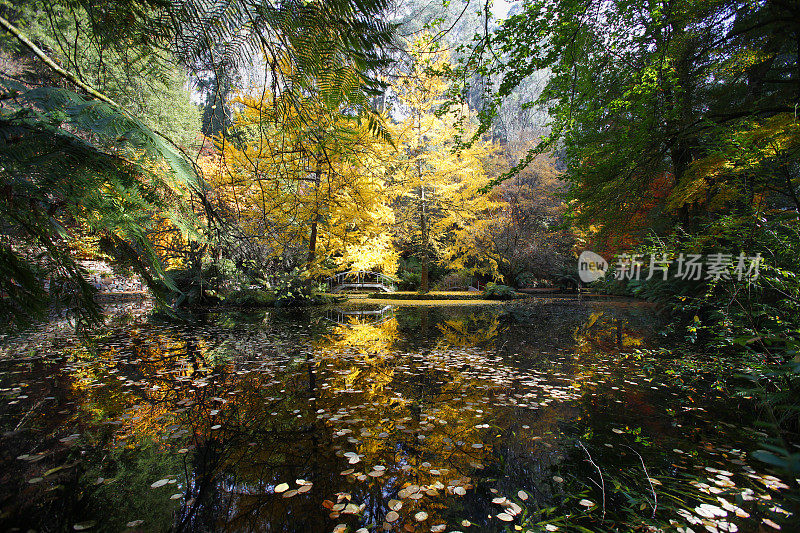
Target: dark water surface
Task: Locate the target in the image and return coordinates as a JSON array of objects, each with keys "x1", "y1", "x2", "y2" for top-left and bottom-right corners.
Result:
[{"x1": 0, "y1": 301, "x2": 795, "y2": 532}]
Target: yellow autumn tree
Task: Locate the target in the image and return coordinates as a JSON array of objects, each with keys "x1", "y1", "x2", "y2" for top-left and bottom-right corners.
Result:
[
  {"x1": 209, "y1": 73, "x2": 398, "y2": 279},
  {"x1": 388, "y1": 38, "x2": 501, "y2": 291}
]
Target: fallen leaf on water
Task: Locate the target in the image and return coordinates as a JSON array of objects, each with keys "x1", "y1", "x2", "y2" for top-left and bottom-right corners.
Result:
[
  {"x1": 518, "y1": 490, "x2": 529, "y2": 501},
  {"x1": 275, "y1": 483, "x2": 289, "y2": 493},
  {"x1": 415, "y1": 511, "x2": 428, "y2": 522},
  {"x1": 497, "y1": 513, "x2": 513, "y2": 521},
  {"x1": 150, "y1": 479, "x2": 169, "y2": 488},
  {"x1": 44, "y1": 465, "x2": 67, "y2": 477},
  {"x1": 386, "y1": 510, "x2": 399, "y2": 522}
]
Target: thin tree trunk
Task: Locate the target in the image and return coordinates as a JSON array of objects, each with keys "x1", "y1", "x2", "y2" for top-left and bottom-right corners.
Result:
[
  {"x1": 306, "y1": 159, "x2": 322, "y2": 286},
  {"x1": 420, "y1": 165, "x2": 429, "y2": 293}
]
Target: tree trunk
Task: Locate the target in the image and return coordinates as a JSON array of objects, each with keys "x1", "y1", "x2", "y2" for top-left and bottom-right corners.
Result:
[
  {"x1": 420, "y1": 179, "x2": 429, "y2": 293},
  {"x1": 306, "y1": 159, "x2": 322, "y2": 288}
]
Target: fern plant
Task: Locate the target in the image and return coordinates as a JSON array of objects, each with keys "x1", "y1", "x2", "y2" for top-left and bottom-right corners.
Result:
[{"x1": 0, "y1": 75, "x2": 207, "y2": 329}]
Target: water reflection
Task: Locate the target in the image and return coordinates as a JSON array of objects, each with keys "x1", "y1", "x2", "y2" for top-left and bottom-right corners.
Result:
[{"x1": 0, "y1": 302, "x2": 794, "y2": 532}]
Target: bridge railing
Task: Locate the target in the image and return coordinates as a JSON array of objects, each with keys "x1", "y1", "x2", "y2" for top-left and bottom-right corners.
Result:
[{"x1": 326, "y1": 270, "x2": 397, "y2": 292}]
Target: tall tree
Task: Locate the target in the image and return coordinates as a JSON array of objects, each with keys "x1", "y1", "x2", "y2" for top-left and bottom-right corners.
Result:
[
  {"x1": 388, "y1": 39, "x2": 499, "y2": 290},
  {"x1": 450, "y1": 0, "x2": 800, "y2": 248},
  {"x1": 210, "y1": 72, "x2": 396, "y2": 280}
]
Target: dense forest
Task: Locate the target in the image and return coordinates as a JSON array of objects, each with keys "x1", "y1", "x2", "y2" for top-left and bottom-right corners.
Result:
[{"x1": 1, "y1": 0, "x2": 798, "y2": 531}]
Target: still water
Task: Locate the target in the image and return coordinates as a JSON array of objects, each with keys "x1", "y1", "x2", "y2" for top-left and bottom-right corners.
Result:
[{"x1": 0, "y1": 301, "x2": 795, "y2": 532}]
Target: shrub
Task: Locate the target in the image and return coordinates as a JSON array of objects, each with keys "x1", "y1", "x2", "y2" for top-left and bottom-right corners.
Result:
[
  {"x1": 223, "y1": 288, "x2": 276, "y2": 307},
  {"x1": 482, "y1": 282, "x2": 518, "y2": 300},
  {"x1": 399, "y1": 270, "x2": 421, "y2": 291},
  {"x1": 274, "y1": 278, "x2": 314, "y2": 307}
]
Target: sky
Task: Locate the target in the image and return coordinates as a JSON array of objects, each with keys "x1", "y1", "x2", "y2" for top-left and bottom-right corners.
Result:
[{"x1": 492, "y1": 0, "x2": 516, "y2": 19}]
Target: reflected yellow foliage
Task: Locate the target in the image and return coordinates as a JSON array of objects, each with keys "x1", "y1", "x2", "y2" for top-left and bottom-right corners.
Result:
[
  {"x1": 573, "y1": 311, "x2": 644, "y2": 355},
  {"x1": 435, "y1": 314, "x2": 501, "y2": 348},
  {"x1": 323, "y1": 317, "x2": 400, "y2": 355}
]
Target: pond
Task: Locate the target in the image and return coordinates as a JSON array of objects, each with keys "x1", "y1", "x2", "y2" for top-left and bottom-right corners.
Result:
[{"x1": 0, "y1": 301, "x2": 794, "y2": 532}]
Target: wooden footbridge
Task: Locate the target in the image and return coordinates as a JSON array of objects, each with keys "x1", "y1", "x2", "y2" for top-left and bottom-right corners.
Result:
[{"x1": 326, "y1": 271, "x2": 397, "y2": 293}]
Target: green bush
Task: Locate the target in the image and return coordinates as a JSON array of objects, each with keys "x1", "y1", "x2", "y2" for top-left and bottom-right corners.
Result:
[
  {"x1": 399, "y1": 270, "x2": 421, "y2": 291},
  {"x1": 482, "y1": 282, "x2": 518, "y2": 300},
  {"x1": 223, "y1": 288, "x2": 276, "y2": 307},
  {"x1": 274, "y1": 278, "x2": 313, "y2": 307}
]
